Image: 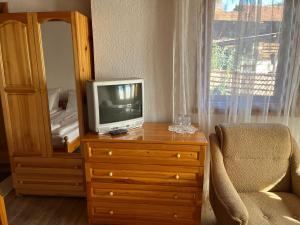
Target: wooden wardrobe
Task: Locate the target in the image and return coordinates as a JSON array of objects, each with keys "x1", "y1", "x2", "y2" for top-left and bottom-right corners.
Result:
[
  {"x1": 0, "y1": 12, "x2": 92, "y2": 196},
  {"x1": 0, "y1": 195, "x2": 7, "y2": 225},
  {"x1": 0, "y1": 98, "x2": 9, "y2": 182}
]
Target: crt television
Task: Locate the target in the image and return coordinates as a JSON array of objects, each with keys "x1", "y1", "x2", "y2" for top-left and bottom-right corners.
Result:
[{"x1": 86, "y1": 79, "x2": 144, "y2": 134}]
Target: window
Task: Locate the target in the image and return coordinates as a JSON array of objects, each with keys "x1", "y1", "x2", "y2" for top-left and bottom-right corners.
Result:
[{"x1": 210, "y1": 0, "x2": 284, "y2": 98}]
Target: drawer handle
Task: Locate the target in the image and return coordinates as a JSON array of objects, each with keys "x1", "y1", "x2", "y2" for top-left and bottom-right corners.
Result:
[
  {"x1": 173, "y1": 213, "x2": 178, "y2": 219},
  {"x1": 176, "y1": 153, "x2": 181, "y2": 159},
  {"x1": 109, "y1": 210, "x2": 114, "y2": 215},
  {"x1": 109, "y1": 191, "x2": 114, "y2": 196},
  {"x1": 175, "y1": 174, "x2": 180, "y2": 180},
  {"x1": 173, "y1": 194, "x2": 179, "y2": 199},
  {"x1": 107, "y1": 151, "x2": 113, "y2": 156},
  {"x1": 108, "y1": 172, "x2": 113, "y2": 177}
]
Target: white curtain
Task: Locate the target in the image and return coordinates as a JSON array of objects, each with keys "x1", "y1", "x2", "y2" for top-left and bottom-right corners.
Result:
[
  {"x1": 173, "y1": 0, "x2": 300, "y2": 144},
  {"x1": 172, "y1": 0, "x2": 214, "y2": 130}
]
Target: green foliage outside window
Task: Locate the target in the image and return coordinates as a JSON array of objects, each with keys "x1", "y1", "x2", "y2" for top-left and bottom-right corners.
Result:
[{"x1": 211, "y1": 43, "x2": 235, "y2": 95}]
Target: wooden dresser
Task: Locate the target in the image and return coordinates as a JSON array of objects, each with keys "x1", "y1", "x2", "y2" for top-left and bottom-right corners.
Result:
[{"x1": 82, "y1": 123, "x2": 208, "y2": 225}]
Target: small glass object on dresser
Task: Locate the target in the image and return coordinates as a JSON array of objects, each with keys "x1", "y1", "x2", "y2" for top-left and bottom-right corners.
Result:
[{"x1": 169, "y1": 114, "x2": 198, "y2": 134}]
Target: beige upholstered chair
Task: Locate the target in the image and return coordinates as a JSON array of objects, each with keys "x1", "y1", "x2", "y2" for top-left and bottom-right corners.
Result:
[{"x1": 210, "y1": 123, "x2": 300, "y2": 225}]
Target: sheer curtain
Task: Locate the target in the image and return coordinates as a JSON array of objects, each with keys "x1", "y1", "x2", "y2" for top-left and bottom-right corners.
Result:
[
  {"x1": 172, "y1": 0, "x2": 214, "y2": 130},
  {"x1": 173, "y1": 0, "x2": 300, "y2": 144}
]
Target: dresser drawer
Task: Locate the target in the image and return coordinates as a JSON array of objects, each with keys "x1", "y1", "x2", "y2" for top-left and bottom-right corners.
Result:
[
  {"x1": 86, "y1": 163, "x2": 203, "y2": 187},
  {"x1": 13, "y1": 157, "x2": 85, "y2": 196},
  {"x1": 85, "y1": 142, "x2": 205, "y2": 166},
  {"x1": 13, "y1": 157, "x2": 83, "y2": 170},
  {"x1": 90, "y1": 201, "x2": 200, "y2": 225},
  {"x1": 89, "y1": 183, "x2": 202, "y2": 206}
]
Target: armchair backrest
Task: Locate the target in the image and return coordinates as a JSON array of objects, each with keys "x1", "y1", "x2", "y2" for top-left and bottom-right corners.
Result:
[{"x1": 215, "y1": 123, "x2": 292, "y2": 192}]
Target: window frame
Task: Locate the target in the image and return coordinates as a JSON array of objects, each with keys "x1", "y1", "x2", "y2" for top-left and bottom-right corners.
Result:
[{"x1": 209, "y1": 0, "x2": 289, "y2": 112}]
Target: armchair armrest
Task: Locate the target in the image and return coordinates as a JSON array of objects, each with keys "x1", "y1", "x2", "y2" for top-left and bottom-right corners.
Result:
[
  {"x1": 291, "y1": 138, "x2": 300, "y2": 197},
  {"x1": 209, "y1": 134, "x2": 249, "y2": 225}
]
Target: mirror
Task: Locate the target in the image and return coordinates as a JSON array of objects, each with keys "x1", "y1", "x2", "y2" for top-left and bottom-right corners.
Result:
[{"x1": 41, "y1": 21, "x2": 80, "y2": 153}]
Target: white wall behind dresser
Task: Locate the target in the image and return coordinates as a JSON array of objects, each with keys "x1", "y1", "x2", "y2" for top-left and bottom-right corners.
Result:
[
  {"x1": 2, "y1": 0, "x2": 90, "y2": 16},
  {"x1": 91, "y1": 0, "x2": 175, "y2": 122}
]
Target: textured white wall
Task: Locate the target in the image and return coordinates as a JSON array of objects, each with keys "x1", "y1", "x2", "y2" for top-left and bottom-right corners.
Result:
[
  {"x1": 91, "y1": 0, "x2": 175, "y2": 122},
  {"x1": 3, "y1": 0, "x2": 90, "y2": 16}
]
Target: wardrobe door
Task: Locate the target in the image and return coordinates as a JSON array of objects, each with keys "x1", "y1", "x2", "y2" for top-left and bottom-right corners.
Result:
[
  {"x1": 0, "y1": 96, "x2": 7, "y2": 152},
  {"x1": 0, "y1": 97, "x2": 9, "y2": 178},
  {"x1": 0, "y1": 13, "x2": 47, "y2": 156},
  {"x1": 0, "y1": 14, "x2": 39, "y2": 89}
]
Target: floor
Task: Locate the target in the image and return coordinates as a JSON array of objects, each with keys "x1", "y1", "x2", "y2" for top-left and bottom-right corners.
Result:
[
  {"x1": 4, "y1": 192, "x2": 89, "y2": 225},
  {"x1": 4, "y1": 191, "x2": 217, "y2": 225}
]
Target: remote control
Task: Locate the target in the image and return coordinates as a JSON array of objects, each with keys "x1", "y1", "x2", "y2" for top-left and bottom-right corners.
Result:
[{"x1": 108, "y1": 129, "x2": 128, "y2": 136}]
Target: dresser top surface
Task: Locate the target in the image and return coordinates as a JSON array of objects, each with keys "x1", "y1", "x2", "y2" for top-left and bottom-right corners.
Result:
[{"x1": 82, "y1": 123, "x2": 208, "y2": 145}]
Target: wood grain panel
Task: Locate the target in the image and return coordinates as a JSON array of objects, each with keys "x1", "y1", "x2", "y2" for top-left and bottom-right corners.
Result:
[
  {"x1": 37, "y1": 12, "x2": 72, "y2": 23},
  {"x1": 6, "y1": 93, "x2": 46, "y2": 156},
  {"x1": 88, "y1": 141, "x2": 201, "y2": 151},
  {"x1": 83, "y1": 123, "x2": 207, "y2": 145},
  {"x1": 13, "y1": 157, "x2": 83, "y2": 170},
  {"x1": 90, "y1": 218, "x2": 195, "y2": 225},
  {"x1": 13, "y1": 157, "x2": 85, "y2": 197},
  {"x1": 0, "y1": 195, "x2": 8, "y2": 225},
  {"x1": 31, "y1": 12, "x2": 52, "y2": 156},
  {"x1": 0, "y1": 13, "x2": 28, "y2": 24},
  {"x1": 90, "y1": 183, "x2": 202, "y2": 206},
  {"x1": 0, "y1": 13, "x2": 47, "y2": 158},
  {"x1": 71, "y1": 11, "x2": 92, "y2": 137},
  {"x1": 0, "y1": 20, "x2": 34, "y2": 88},
  {"x1": 86, "y1": 143, "x2": 204, "y2": 166},
  {"x1": 90, "y1": 201, "x2": 200, "y2": 225},
  {"x1": 86, "y1": 162, "x2": 203, "y2": 186}
]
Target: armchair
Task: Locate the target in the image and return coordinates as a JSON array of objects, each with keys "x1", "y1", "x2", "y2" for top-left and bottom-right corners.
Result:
[{"x1": 210, "y1": 123, "x2": 300, "y2": 225}]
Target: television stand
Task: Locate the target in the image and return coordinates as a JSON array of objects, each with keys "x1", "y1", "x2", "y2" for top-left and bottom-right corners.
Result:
[{"x1": 82, "y1": 122, "x2": 208, "y2": 225}]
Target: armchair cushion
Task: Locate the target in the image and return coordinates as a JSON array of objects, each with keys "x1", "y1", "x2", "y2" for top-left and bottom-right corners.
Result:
[
  {"x1": 240, "y1": 192, "x2": 300, "y2": 225},
  {"x1": 210, "y1": 134, "x2": 249, "y2": 225},
  {"x1": 292, "y1": 138, "x2": 300, "y2": 197},
  {"x1": 215, "y1": 123, "x2": 292, "y2": 192}
]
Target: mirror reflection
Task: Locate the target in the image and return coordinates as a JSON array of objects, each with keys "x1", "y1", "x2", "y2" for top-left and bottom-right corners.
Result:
[{"x1": 41, "y1": 21, "x2": 80, "y2": 153}]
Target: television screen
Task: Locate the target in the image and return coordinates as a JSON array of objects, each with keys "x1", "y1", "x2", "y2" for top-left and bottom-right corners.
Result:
[{"x1": 98, "y1": 83, "x2": 143, "y2": 124}]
